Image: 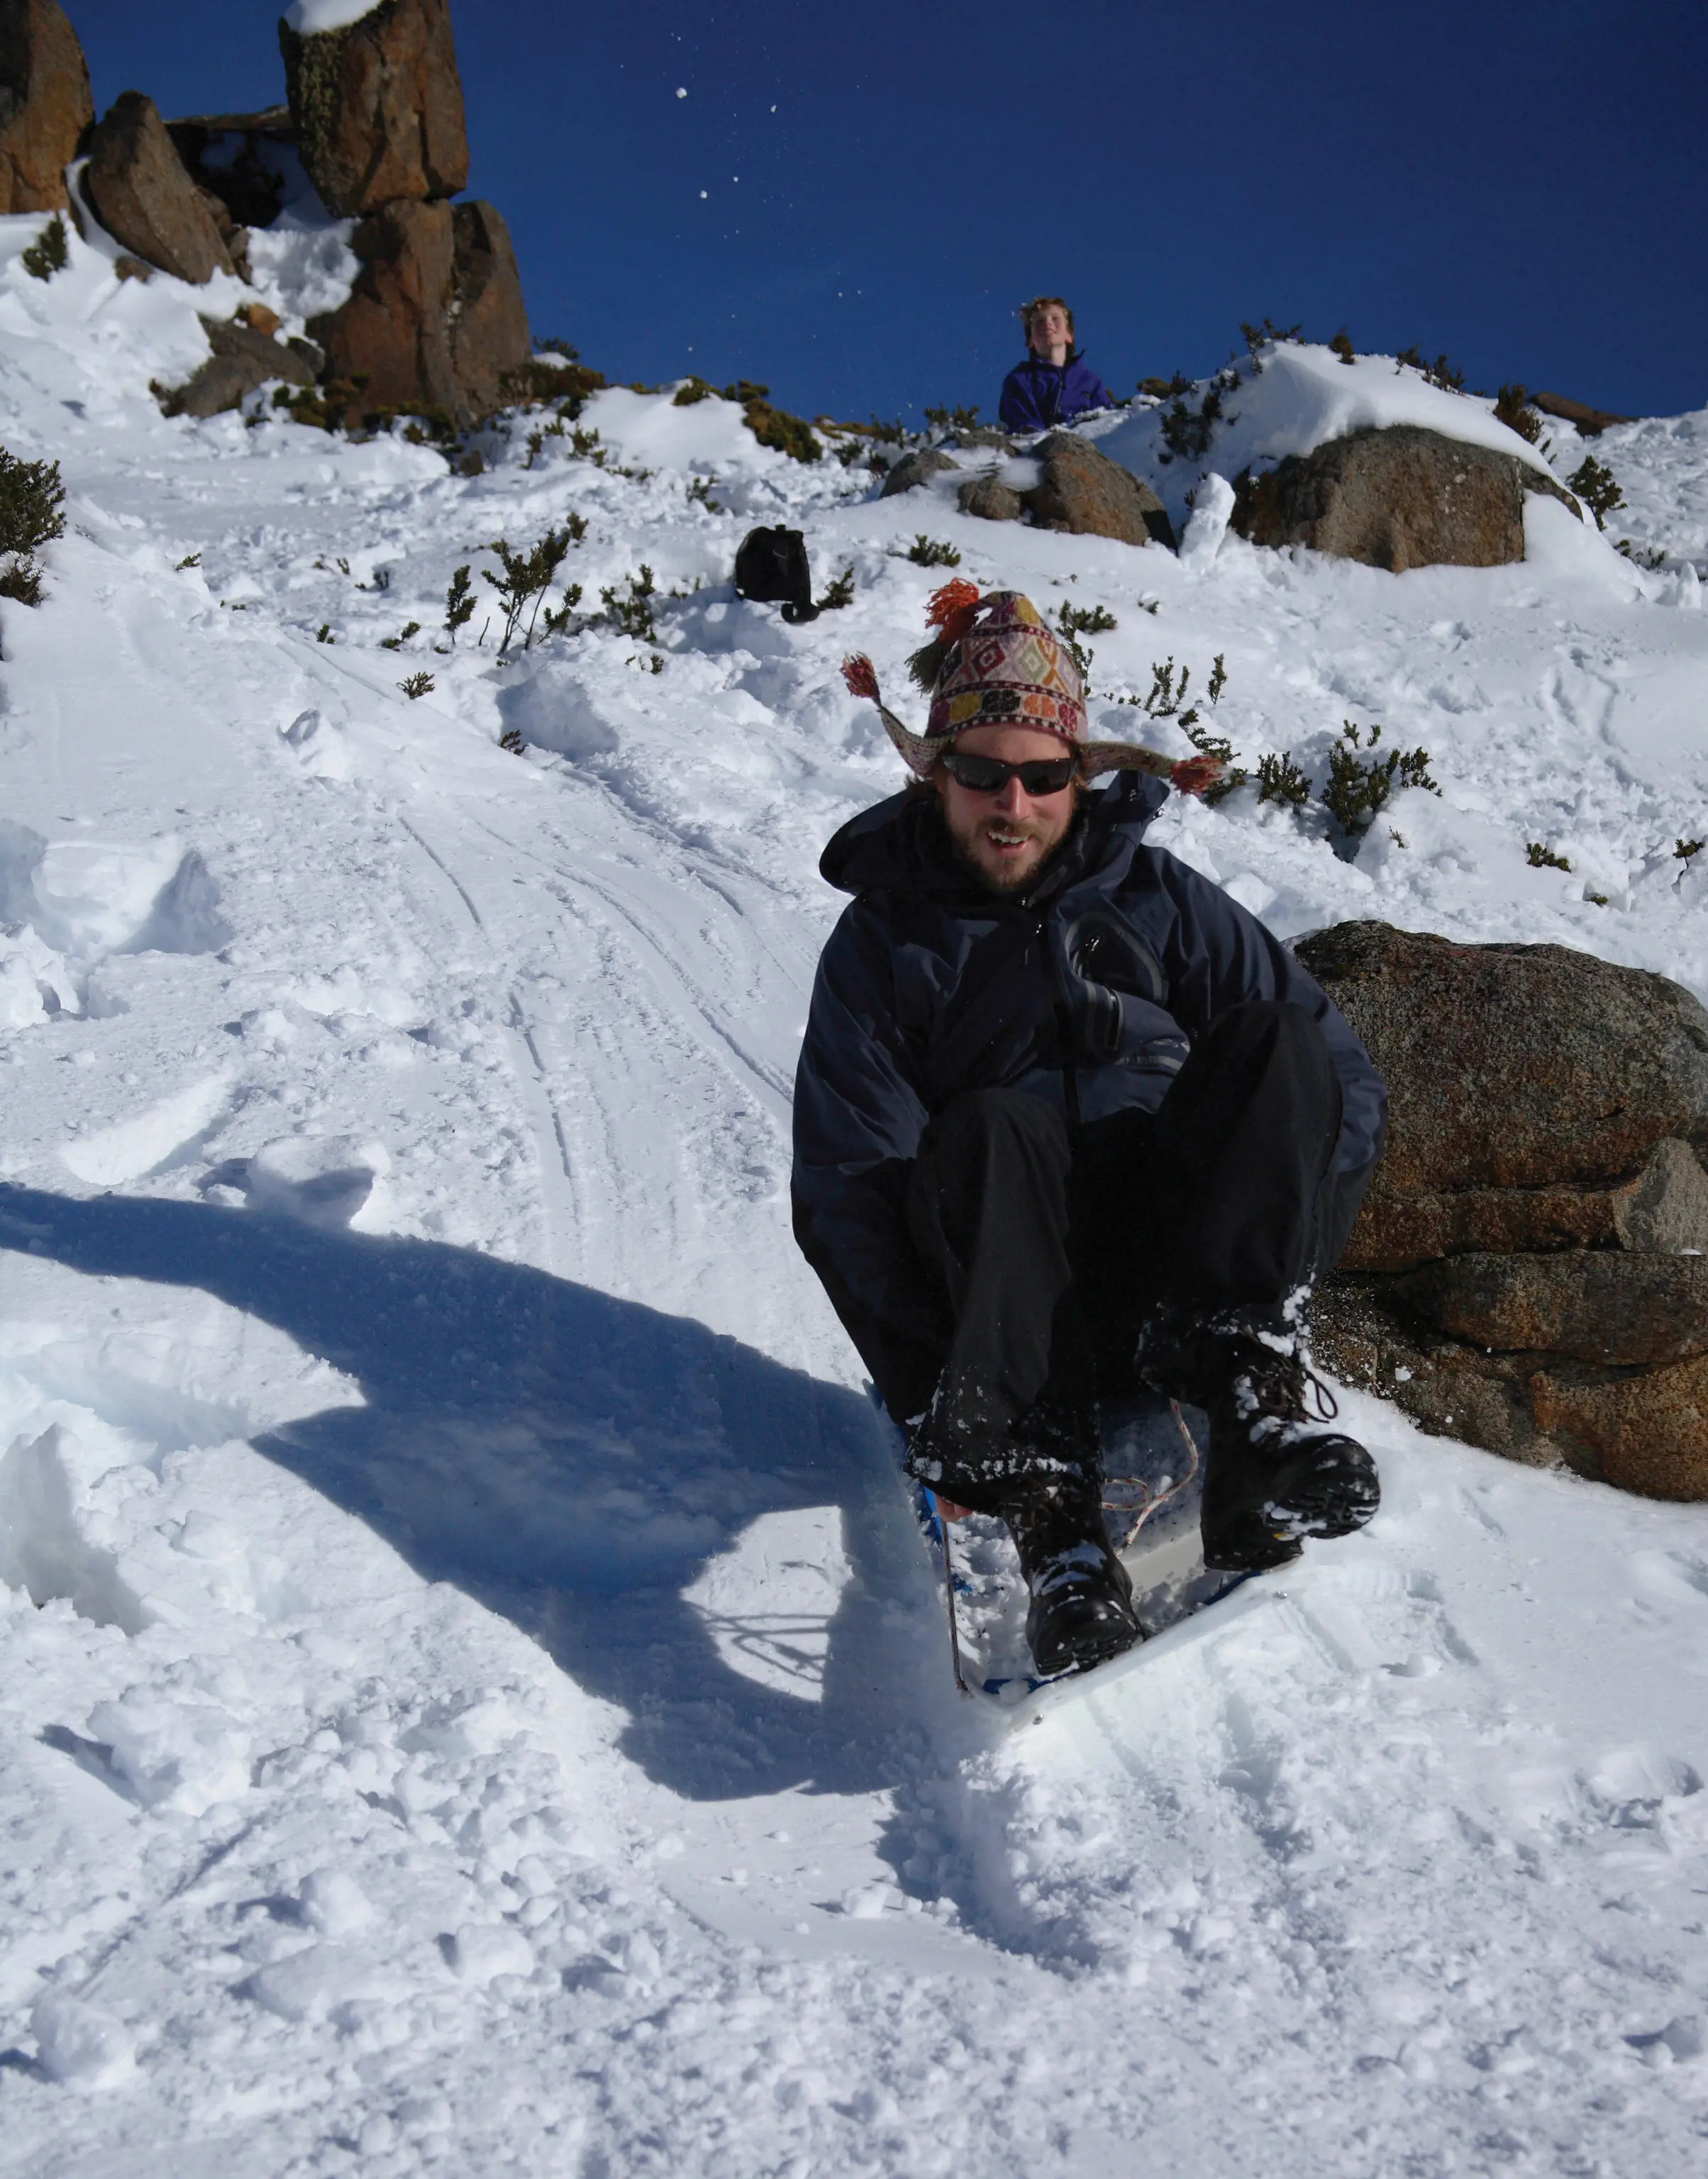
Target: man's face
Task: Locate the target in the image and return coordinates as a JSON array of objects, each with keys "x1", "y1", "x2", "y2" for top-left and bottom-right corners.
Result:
[
  {"x1": 1029, "y1": 305, "x2": 1072, "y2": 357},
  {"x1": 935, "y1": 725, "x2": 1080, "y2": 894}
]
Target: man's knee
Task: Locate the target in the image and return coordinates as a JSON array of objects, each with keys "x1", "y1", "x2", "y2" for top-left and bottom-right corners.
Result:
[{"x1": 926, "y1": 1087, "x2": 1069, "y2": 1158}]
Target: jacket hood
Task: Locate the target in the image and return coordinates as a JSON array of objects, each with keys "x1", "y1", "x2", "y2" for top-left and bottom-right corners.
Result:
[{"x1": 819, "y1": 772, "x2": 1170, "y2": 903}]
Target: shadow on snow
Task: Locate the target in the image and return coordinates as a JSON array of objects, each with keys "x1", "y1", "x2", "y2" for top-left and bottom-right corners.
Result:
[{"x1": 0, "y1": 1185, "x2": 937, "y2": 1807}]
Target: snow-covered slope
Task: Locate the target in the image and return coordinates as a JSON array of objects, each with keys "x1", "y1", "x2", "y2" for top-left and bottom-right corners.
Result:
[{"x1": 3, "y1": 214, "x2": 1708, "y2": 2175}]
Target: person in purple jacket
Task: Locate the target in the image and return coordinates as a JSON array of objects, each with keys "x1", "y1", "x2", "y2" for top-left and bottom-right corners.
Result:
[{"x1": 998, "y1": 296, "x2": 1117, "y2": 434}]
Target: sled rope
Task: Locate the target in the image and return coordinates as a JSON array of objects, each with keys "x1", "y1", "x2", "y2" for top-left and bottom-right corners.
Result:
[{"x1": 1102, "y1": 1400, "x2": 1202, "y2": 1549}]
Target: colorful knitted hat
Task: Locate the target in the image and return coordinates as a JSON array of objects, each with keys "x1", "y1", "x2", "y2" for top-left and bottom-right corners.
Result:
[{"x1": 841, "y1": 581, "x2": 1221, "y2": 792}]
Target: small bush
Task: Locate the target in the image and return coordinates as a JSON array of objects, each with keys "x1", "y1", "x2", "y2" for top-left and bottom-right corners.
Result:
[
  {"x1": 600, "y1": 564, "x2": 658, "y2": 641},
  {"x1": 0, "y1": 558, "x2": 43, "y2": 604},
  {"x1": 1323, "y1": 721, "x2": 1438, "y2": 836},
  {"x1": 502, "y1": 357, "x2": 605, "y2": 417},
  {"x1": 1494, "y1": 382, "x2": 1543, "y2": 444},
  {"x1": 924, "y1": 404, "x2": 980, "y2": 431},
  {"x1": 316, "y1": 623, "x2": 333, "y2": 643},
  {"x1": 1329, "y1": 327, "x2": 1356, "y2": 365},
  {"x1": 1256, "y1": 752, "x2": 1312, "y2": 809},
  {"x1": 21, "y1": 214, "x2": 68, "y2": 282},
  {"x1": 1526, "y1": 841, "x2": 1572, "y2": 871},
  {"x1": 0, "y1": 446, "x2": 65, "y2": 559},
  {"x1": 1616, "y1": 538, "x2": 1665, "y2": 570},
  {"x1": 685, "y1": 475, "x2": 720, "y2": 511},
  {"x1": 738, "y1": 387, "x2": 822, "y2": 464},
  {"x1": 399, "y1": 670, "x2": 435, "y2": 699},
  {"x1": 1207, "y1": 652, "x2": 1229, "y2": 706},
  {"x1": 1675, "y1": 838, "x2": 1704, "y2": 863},
  {"x1": 0, "y1": 444, "x2": 65, "y2": 607},
  {"x1": 499, "y1": 724, "x2": 525, "y2": 753},
  {"x1": 1057, "y1": 601, "x2": 1117, "y2": 638},
  {"x1": 906, "y1": 536, "x2": 962, "y2": 568},
  {"x1": 821, "y1": 564, "x2": 856, "y2": 610},
  {"x1": 1394, "y1": 346, "x2": 1465, "y2": 392},
  {"x1": 1159, "y1": 367, "x2": 1240, "y2": 464},
  {"x1": 484, "y1": 521, "x2": 587, "y2": 653},
  {"x1": 379, "y1": 621, "x2": 421, "y2": 651},
  {"x1": 1239, "y1": 320, "x2": 1302, "y2": 360},
  {"x1": 1569, "y1": 455, "x2": 1624, "y2": 531},
  {"x1": 444, "y1": 564, "x2": 475, "y2": 642}
]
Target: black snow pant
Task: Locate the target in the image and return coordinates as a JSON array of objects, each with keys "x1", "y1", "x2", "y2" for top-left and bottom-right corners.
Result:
[{"x1": 903, "y1": 1000, "x2": 1356, "y2": 1510}]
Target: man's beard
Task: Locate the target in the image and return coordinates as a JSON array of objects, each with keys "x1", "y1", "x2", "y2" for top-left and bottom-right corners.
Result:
[{"x1": 939, "y1": 797, "x2": 1080, "y2": 894}]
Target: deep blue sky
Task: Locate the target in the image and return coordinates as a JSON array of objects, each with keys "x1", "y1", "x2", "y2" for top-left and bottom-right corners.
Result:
[{"x1": 72, "y1": 1, "x2": 1704, "y2": 426}]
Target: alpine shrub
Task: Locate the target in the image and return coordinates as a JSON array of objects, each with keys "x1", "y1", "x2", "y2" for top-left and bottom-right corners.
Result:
[
  {"x1": 924, "y1": 404, "x2": 980, "y2": 432},
  {"x1": 1526, "y1": 841, "x2": 1572, "y2": 871},
  {"x1": 600, "y1": 564, "x2": 658, "y2": 641},
  {"x1": 1494, "y1": 383, "x2": 1543, "y2": 444},
  {"x1": 821, "y1": 564, "x2": 856, "y2": 610},
  {"x1": 1569, "y1": 455, "x2": 1624, "y2": 531},
  {"x1": 1322, "y1": 722, "x2": 1438, "y2": 836},
  {"x1": 399, "y1": 670, "x2": 435, "y2": 699},
  {"x1": 1330, "y1": 327, "x2": 1356, "y2": 365},
  {"x1": 21, "y1": 214, "x2": 68, "y2": 281},
  {"x1": 0, "y1": 444, "x2": 65, "y2": 606},
  {"x1": 906, "y1": 536, "x2": 962, "y2": 569},
  {"x1": 1256, "y1": 752, "x2": 1312, "y2": 809},
  {"x1": 484, "y1": 521, "x2": 587, "y2": 653},
  {"x1": 444, "y1": 565, "x2": 475, "y2": 641}
]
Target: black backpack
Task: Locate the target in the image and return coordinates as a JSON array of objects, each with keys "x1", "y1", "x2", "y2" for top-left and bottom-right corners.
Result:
[{"x1": 733, "y1": 526, "x2": 819, "y2": 623}]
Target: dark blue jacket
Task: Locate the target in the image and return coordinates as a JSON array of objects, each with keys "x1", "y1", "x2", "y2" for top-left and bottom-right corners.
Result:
[
  {"x1": 999, "y1": 351, "x2": 1116, "y2": 433},
  {"x1": 791, "y1": 776, "x2": 1387, "y2": 1418}
]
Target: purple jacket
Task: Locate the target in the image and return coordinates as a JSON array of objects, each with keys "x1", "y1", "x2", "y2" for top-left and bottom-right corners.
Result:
[{"x1": 998, "y1": 351, "x2": 1116, "y2": 433}]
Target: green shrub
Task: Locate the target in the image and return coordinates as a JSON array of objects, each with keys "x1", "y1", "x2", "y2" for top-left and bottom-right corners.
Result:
[
  {"x1": 906, "y1": 536, "x2": 961, "y2": 568},
  {"x1": 21, "y1": 214, "x2": 68, "y2": 281},
  {"x1": 1256, "y1": 752, "x2": 1312, "y2": 808},
  {"x1": 379, "y1": 621, "x2": 421, "y2": 651},
  {"x1": 924, "y1": 404, "x2": 980, "y2": 431},
  {"x1": 1329, "y1": 327, "x2": 1356, "y2": 365},
  {"x1": 600, "y1": 564, "x2": 658, "y2": 641},
  {"x1": 1569, "y1": 455, "x2": 1624, "y2": 531},
  {"x1": 821, "y1": 564, "x2": 856, "y2": 609},
  {"x1": 1323, "y1": 722, "x2": 1438, "y2": 836},
  {"x1": 1494, "y1": 383, "x2": 1543, "y2": 444},
  {"x1": 1057, "y1": 601, "x2": 1117, "y2": 638},
  {"x1": 484, "y1": 521, "x2": 586, "y2": 653},
  {"x1": 444, "y1": 565, "x2": 475, "y2": 641},
  {"x1": 0, "y1": 444, "x2": 65, "y2": 607},
  {"x1": 399, "y1": 670, "x2": 435, "y2": 699},
  {"x1": 1526, "y1": 841, "x2": 1571, "y2": 870}
]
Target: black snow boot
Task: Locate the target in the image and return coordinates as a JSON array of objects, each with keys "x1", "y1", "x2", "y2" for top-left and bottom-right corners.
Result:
[
  {"x1": 1001, "y1": 1473, "x2": 1141, "y2": 1678},
  {"x1": 1181, "y1": 1326, "x2": 1380, "y2": 1573}
]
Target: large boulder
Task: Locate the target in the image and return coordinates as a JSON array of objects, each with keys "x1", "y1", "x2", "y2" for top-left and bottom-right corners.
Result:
[
  {"x1": 445, "y1": 199, "x2": 531, "y2": 419},
  {"x1": 879, "y1": 447, "x2": 955, "y2": 499},
  {"x1": 83, "y1": 92, "x2": 235, "y2": 284},
  {"x1": 1233, "y1": 425, "x2": 1581, "y2": 571},
  {"x1": 957, "y1": 473, "x2": 1024, "y2": 522},
  {"x1": 1532, "y1": 390, "x2": 1633, "y2": 439},
  {"x1": 308, "y1": 194, "x2": 527, "y2": 427},
  {"x1": 157, "y1": 314, "x2": 318, "y2": 419},
  {"x1": 1023, "y1": 431, "x2": 1176, "y2": 548},
  {"x1": 1345, "y1": 1137, "x2": 1708, "y2": 1276},
  {"x1": 311, "y1": 194, "x2": 458, "y2": 416},
  {"x1": 1294, "y1": 922, "x2": 1708, "y2": 1199},
  {"x1": 1391, "y1": 1252, "x2": 1708, "y2": 1369},
  {"x1": 279, "y1": 0, "x2": 469, "y2": 218},
  {"x1": 0, "y1": 0, "x2": 91, "y2": 214},
  {"x1": 1299, "y1": 920, "x2": 1708, "y2": 1501}
]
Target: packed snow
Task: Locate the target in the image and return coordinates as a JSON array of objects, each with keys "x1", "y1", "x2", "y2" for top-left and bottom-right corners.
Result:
[{"x1": 2, "y1": 207, "x2": 1708, "y2": 2178}]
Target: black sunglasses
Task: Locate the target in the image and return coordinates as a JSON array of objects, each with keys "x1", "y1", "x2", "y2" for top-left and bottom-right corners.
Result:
[{"x1": 941, "y1": 750, "x2": 1080, "y2": 797}]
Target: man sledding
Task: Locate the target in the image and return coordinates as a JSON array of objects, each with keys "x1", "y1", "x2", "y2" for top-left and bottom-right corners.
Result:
[{"x1": 792, "y1": 583, "x2": 1389, "y2": 1678}]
